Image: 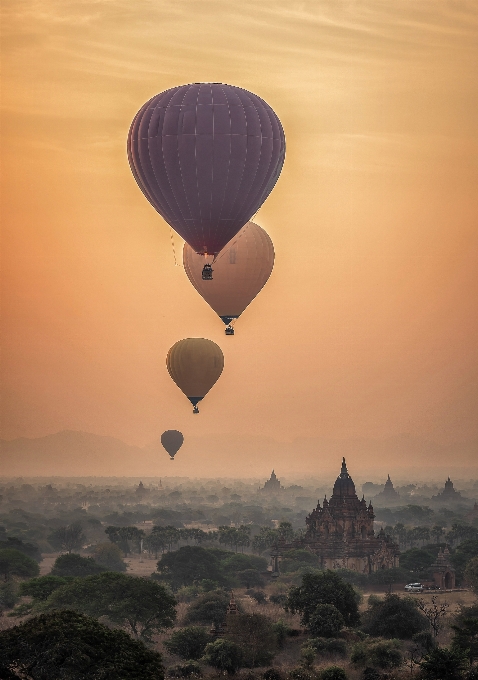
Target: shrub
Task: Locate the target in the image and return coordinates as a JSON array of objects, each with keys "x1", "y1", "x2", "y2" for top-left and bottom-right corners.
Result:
[
  {"x1": 361, "y1": 593, "x2": 428, "y2": 639},
  {"x1": 307, "y1": 638, "x2": 347, "y2": 658},
  {"x1": 185, "y1": 590, "x2": 231, "y2": 626},
  {"x1": 175, "y1": 586, "x2": 200, "y2": 603},
  {"x1": 362, "y1": 669, "x2": 381, "y2": 680},
  {"x1": 227, "y1": 612, "x2": 278, "y2": 667},
  {"x1": 90, "y1": 542, "x2": 127, "y2": 572},
  {"x1": 165, "y1": 627, "x2": 211, "y2": 660},
  {"x1": 272, "y1": 620, "x2": 291, "y2": 648},
  {"x1": 238, "y1": 569, "x2": 266, "y2": 589},
  {"x1": 167, "y1": 661, "x2": 202, "y2": 678},
  {"x1": 202, "y1": 638, "x2": 243, "y2": 674},
  {"x1": 287, "y1": 570, "x2": 360, "y2": 628},
  {"x1": 368, "y1": 640, "x2": 402, "y2": 669},
  {"x1": 0, "y1": 582, "x2": 18, "y2": 610},
  {"x1": 289, "y1": 668, "x2": 314, "y2": 680},
  {"x1": 249, "y1": 590, "x2": 267, "y2": 604},
  {"x1": 270, "y1": 594, "x2": 287, "y2": 606},
  {"x1": 420, "y1": 647, "x2": 468, "y2": 680},
  {"x1": 308, "y1": 604, "x2": 344, "y2": 638},
  {"x1": 263, "y1": 669, "x2": 282, "y2": 680},
  {"x1": 320, "y1": 667, "x2": 347, "y2": 680},
  {"x1": 300, "y1": 645, "x2": 316, "y2": 669},
  {"x1": 351, "y1": 640, "x2": 402, "y2": 670},
  {"x1": 334, "y1": 569, "x2": 368, "y2": 588},
  {"x1": 412, "y1": 631, "x2": 435, "y2": 654}
]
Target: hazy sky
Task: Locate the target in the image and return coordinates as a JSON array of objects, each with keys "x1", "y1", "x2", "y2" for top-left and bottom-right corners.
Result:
[{"x1": 1, "y1": 1, "x2": 477, "y2": 472}]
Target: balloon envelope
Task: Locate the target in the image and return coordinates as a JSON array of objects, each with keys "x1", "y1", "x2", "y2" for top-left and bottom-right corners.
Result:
[
  {"x1": 166, "y1": 338, "x2": 224, "y2": 412},
  {"x1": 127, "y1": 83, "x2": 285, "y2": 255},
  {"x1": 160, "y1": 430, "x2": 184, "y2": 459},
  {"x1": 183, "y1": 222, "x2": 274, "y2": 329}
]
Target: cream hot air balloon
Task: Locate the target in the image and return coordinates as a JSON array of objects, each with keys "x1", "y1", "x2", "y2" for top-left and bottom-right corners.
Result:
[
  {"x1": 183, "y1": 222, "x2": 274, "y2": 335},
  {"x1": 166, "y1": 338, "x2": 224, "y2": 413}
]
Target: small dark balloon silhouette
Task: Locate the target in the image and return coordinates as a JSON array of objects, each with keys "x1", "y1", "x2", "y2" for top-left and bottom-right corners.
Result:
[{"x1": 160, "y1": 430, "x2": 184, "y2": 460}]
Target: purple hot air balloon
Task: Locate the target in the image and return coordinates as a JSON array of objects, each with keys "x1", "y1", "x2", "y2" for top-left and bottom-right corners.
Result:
[{"x1": 127, "y1": 83, "x2": 285, "y2": 256}]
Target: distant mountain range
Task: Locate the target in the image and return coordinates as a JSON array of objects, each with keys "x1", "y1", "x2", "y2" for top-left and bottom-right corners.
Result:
[{"x1": 0, "y1": 430, "x2": 477, "y2": 481}]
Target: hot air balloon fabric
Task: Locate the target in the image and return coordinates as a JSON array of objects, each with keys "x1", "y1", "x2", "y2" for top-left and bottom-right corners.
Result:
[
  {"x1": 127, "y1": 83, "x2": 285, "y2": 255},
  {"x1": 183, "y1": 222, "x2": 274, "y2": 334},
  {"x1": 160, "y1": 430, "x2": 184, "y2": 460},
  {"x1": 166, "y1": 338, "x2": 224, "y2": 413}
]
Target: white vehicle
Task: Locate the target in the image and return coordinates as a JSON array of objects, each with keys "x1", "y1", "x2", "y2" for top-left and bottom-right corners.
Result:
[{"x1": 404, "y1": 583, "x2": 423, "y2": 593}]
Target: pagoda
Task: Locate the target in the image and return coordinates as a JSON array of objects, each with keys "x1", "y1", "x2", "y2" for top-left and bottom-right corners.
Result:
[
  {"x1": 374, "y1": 475, "x2": 400, "y2": 502},
  {"x1": 433, "y1": 478, "x2": 463, "y2": 503},
  {"x1": 261, "y1": 470, "x2": 282, "y2": 493},
  {"x1": 273, "y1": 458, "x2": 400, "y2": 573}
]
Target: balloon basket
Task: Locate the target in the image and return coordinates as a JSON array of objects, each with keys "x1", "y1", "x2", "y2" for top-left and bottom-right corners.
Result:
[
  {"x1": 193, "y1": 405, "x2": 200, "y2": 414},
  {"x1": 225, "y1": 326, "x2": 235, "y2": 336},
  {"x1": 201, "y1": 264, "x2": 214, "y2": 280}
]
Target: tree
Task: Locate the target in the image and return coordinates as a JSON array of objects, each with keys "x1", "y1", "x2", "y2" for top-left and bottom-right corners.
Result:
[
  {"x1": 165, "y1": 626, "x2": 211, "y2": 660},
  {"x1": 47, "y1": 522, "x2": 86, "y2": 553},
  {"x1": 220, "y1": 552, "x2": 267, "y2": 575},
  {"x1": 286, "y1": 570, "x2": 360, "y2": 627},
  {"x1": 367, "y1": 567, "x2": 413, "y2": 588},
  {"x1": 202, "y1": 638, "x2": 243, "y2": 674},
  {"x1": 420, "y1": 647, "x2": 468, "y2": 680},
  {"x1": 431, "y1": 525, "x2": 445, "y2": 544},
  {"x1": 237, "y1": 569, "x2": 265, "y2": 588},
  {"x1": 156, "y1": 546, "x2": 225, "y2": 590},
  {"x1": 450, "y1": 540, "x2": 478, "y2": 580},
  {"x1": 278, "y1": 522, "x2": 295, "y2": 542},
  {"x1": 50, "y1": 552, "x2": 105, "y2": 577},
  {"x1": 44, "y1": 571, "x2": 176, "y2": 642},
  {"x1": 151, "y1": 526, "x2": 181, "y2": 552},
  {"x1": 399, "y1": 548, "x2": 435, "y2": 573},
  {"x1": 145, "y1": 532, "x2": 166, "y2": 558},
  {"x1": 361, "y1": 593, "x2": 428, "y2": 639},
  {"x1": 416, "y1": 596, "x2": 449, "y2": 637},
  {"x1": 0, "y1": 536, "x2": 42, "y2": 562},
  {"x1": 252, "y1": 527, "x2": 278, "y2": 553},
  {"x1": 0, "y1": 610, "x2": 164, "y2": 680},
  {"x1": 465, "y1": 556, "x2": 478, "y2": 590},
  {"x1": 0, "y1": 548, "x2": 40, "y2": 581},
  {"x1": 218, "y1": 526, "x2": 251, "y2": 552},
  {"x1": 451, "y1": 616, "x2": 478, "y2": 666},
  {"x1": 89, "y1": 542, "x2": 127, "y2": 571},
  {"x1": 227, "y1": 612, "x2": 278, "y2": 667},
  {"x1": 185, "y1": 590, "x2": 232, "y2": 626},
  {"x1": 19, "y1": 575, "x2": 70, "y2": 601},
  {"x1": 308, "y1": 604, "x2": 345, "y2": 638},
  {"x1": 105, "y1": 525, "x2": 145, "y2": 555}
]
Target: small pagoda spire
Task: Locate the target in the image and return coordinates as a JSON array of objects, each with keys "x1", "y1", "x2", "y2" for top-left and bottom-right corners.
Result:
[
  {"x1": 340, "y1": 457, "x2": 348, "y2": 476},
  {"x1": 226, "y1": 590, "x2": 238, "y2": 615}
]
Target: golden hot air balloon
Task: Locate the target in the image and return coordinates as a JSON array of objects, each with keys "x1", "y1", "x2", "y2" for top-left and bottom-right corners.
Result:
[
  {"x1": 183, "y1": 222, "x2": 274, "y2": 335},
  {"x1": 166, "y1": 338, "x2": 224, "y2": 413}
]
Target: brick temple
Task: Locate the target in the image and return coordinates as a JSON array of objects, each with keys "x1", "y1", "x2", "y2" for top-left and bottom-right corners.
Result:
[{"x1": 272, "y1": 458, "x2": 400, "y2": 574}]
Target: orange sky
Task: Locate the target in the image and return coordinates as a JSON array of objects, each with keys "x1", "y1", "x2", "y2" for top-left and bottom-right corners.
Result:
[{"x1": 1, "y1": 1, "x2": 477, "y2": 475}]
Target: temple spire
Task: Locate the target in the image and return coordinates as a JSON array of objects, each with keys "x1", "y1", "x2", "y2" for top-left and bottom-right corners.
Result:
[{"x1": 341, "y1": 457, "x2": 348, "y2": 476}]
